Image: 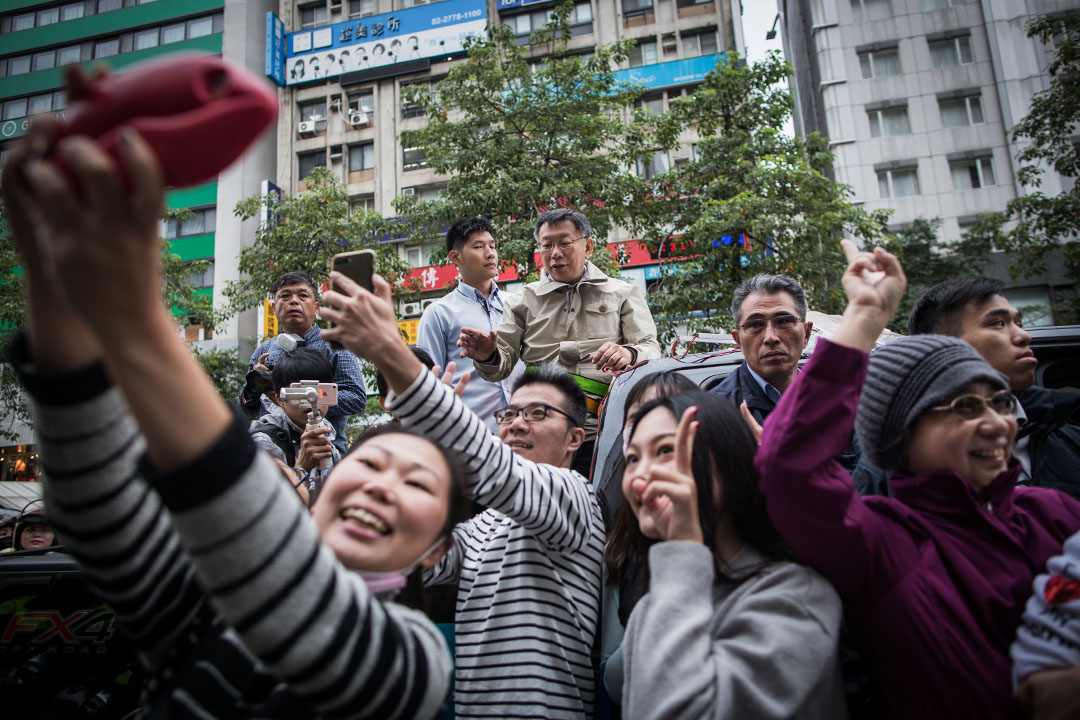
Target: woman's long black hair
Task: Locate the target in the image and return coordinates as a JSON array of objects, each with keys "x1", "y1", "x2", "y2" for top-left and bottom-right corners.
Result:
[{"x1": 605, "y1": 391, "x2": 797, "y2": 613}]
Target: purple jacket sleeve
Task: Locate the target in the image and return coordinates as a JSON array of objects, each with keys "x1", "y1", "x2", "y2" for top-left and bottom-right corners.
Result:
[{"x1": 756, "y1": 338, "x2": 917, "y2": 604}]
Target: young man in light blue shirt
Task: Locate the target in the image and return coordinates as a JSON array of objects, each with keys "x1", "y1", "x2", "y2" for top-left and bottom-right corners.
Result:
[{"x1": 417, "y1": 217, "x2": 522, "y2": 432}]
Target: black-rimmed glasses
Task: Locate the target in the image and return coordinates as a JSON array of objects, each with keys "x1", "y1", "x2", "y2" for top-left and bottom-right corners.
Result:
[{"x1": 494, "y1": 403, "x2": 580, "y2": 427}]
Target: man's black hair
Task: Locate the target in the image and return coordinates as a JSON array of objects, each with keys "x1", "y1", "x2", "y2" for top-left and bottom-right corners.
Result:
[
  {"x1": 272, "y1": 271, "x2": 319, "y2": 298},
  {"x1": 446, "y1": 216, "x2": 494, "y2": 254},
  {"x1": 511, "y1": 363, "x2": 588, "y2": 429},
  {"x1": 377, "y1": 346, "x2": 435, "y2": 398},
  {"x1": 271, "y1": 347, "x2": 334, "y2": 391},
  {"x1": 908, "y1": 277, "x2": 1006, "y2": 336}
]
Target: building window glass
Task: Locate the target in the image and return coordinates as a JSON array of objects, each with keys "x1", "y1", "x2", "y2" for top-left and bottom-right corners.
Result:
[
  {"x1": 867, "y1": 105, "x2": 910, "y2": 137},
  {"x1": 950, "y1": 156, "x2": 995, "y2": 189},
  {"x1": 623, "y1": 0, "x2": 653, "y2": 14},
  {"x1": 12, "y1": 13, "x2": 35, "y2": 32},
  {"x1": 401, "y1": 83, "x2": 429, "y2": 119},
  {"x1": 3, "y1": 98, "x2": 28, "y2": 121},
  {"x1": 300, "y1": 3, "x2": 328, "y2": 29},
  {"x1": 32, "y1": 51, "x2": 56, "y2": 72},
  {"x1": 637, "y1": 92, "x2": 665, "y2": 114},
  {"x1": 162, "y1": 23, "x2": 186, "y2": 44},
  {"x1": 299, "y1": 100, "x2": 328, "y2": 128},
  {"x1": 851, "y1": 0, "x2": 891, "y2": 21},
  {"x1": 94, "y1": 39, "x2": 120, "y2": 58},
  {"x1": 299, "y1": 150, "x2": 327, "y2": 180},
  {"x1": 922, "y1": 0, "x2": 963, "y2": 8},
  {"x1": 350, "y1": 0, "x2": 375, "y2": 17},
  {"x1": 8, "y1": 56, "x2": 31, "y2": 76},
  {"x1": 135, "y1": 28, "x2": 160, "y2": 50},
  {"x1": 349, "y1": 143, "x2": 376, "y2": 171},
  {"x1": 27, "y1": 93, "x2": 54, "y2": 114},
  {"x1": 188, "y1": 16, "x2": 214, "y2": 39},
  {"x1": 682, "y1": 29, "x2": 718, "y2": 57},
  {"x1": 637, "y1": 151, "x2": 670, "y2": 179},
  {"x1": 97, "y1": 0, "x2": 122, "y2": 12},
  {"x1": 349, "y1": 90, "x2": 375, "y2": 115},
  {"x1": 164, "y1": 207, "x2": 217, "y2": 239},
  {"x1": 939, "y1": 95, "x2": 983, "y2": 127},
  {"x1": 859, "y1": 48, "x2": 901, "y2": 78},
  {"x1": 350, "y1": 195, "x2": 376, "y2": 214},
  {"x1": 628, "y1": 39, "x2": 657, "y2": 67},
  {"x1": 61, "y1": 3, "x2": 85, "y2": 21},
  {"x1": 37, "y1": 7, "x2": 60, "y2": 26},
  {"x1": 57, "y1": 46, "x2": 82, "y2": 65},
  {"x1": 929, "y1": 35, "x2": 974, "y2": 68},
  {"x1": 877, "y1": 166, "x2": 920, "y2": 198},
  {"x1": 403, "y1": 146, "x2": 429, "y2": 171}
]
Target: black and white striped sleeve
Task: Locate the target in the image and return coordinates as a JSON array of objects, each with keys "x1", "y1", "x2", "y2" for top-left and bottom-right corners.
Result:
[{"x1": 387, "y1": 369, "x2": 599, "y2": 554}]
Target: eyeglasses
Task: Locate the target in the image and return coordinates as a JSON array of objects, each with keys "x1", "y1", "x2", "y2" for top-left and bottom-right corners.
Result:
[
  {"x1": 928, "y1": 391, "x2": 1017, "y2": 420},
  {"x1": 537, "y1": 236, "x2": 585, "y2": 254},
  {"x1": 738, "y1": 314, "x2": 802, "y2": 336},
  {"x1": 494, "y1": 403, "x2": 580, "y2": 426}
]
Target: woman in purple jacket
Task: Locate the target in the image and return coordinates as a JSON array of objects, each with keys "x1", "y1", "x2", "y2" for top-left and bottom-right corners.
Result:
[{"x1": 756, "y1": 241, "x2": 1080, "y2": 719}]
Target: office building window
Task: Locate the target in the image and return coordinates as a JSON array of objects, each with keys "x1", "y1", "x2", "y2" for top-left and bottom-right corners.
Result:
[
  {"x1": 403, "y1": 146, "x2": 429, "y2": 171},
  {"x1": 300, "y1": 3, "x2": 327, "y2": 29},
  {"x1": 27, "y1": 93, "x2": 54, "y2": 114},
  {"x1": 188, "y1": 16, "x2": 214, "y2": 39},
  {"x1": 299, "y1": 99, "x2": 328, "y2": 130},
  {"x1": 94, "y1": 38, "x2": 120, "y2": 58},
  {"x1": 922, "y1": 0, "x2": 963, "y2": 8},
  {"x1": 60, "y1": 3, "x2": 85, "y2": 21},
  {"x1": 8, "y1": 55, "x2": 31, "y2": 76},
  {"x1": 637, "y1": 151, "x2": 670, "y2": 179},
  {"x1": 350, "y1": 0, "x2": 375, "y2": 17},
  {"x1": 401, "y1": 83, "x2": 429, "y2": 119},
  {"x1": 57, "y1": 45, "x2": 82, "y2": 65},
  {"x1": 2, "y1": 98, "x2": 27, "y2": 121},
  {"x1": 402, "y1": 0, "x2": 433, "y2": 7},
  {"x1": 11, "y1": 13, "x2": 35, "y2": 32},
  {"x1": 682, "y1": 29, "x2": 718, "y2": 57},
  {"x1": 349, "y1": 143, "x2": 375, "y2": 172},
  {"x1": 98, "y1": 0, "x2": 122, "y2": 11},
  {"x1": 350, "y1": 195, "x2": 376, "y2": 214},
  {"x1": 877, "y1": 166, "x2": 920, "y2": 198},
  {"x1": 867, "y1": 105, "x2": 910, "y2": 137},
  {"x1": 135, "y1": 28, "x2": 160, "y2": 50},
  {"x1": 929, "y1": 35, "x2": 973, "y2": 68},
  {"x1": 1, "y1": 90, "x2": 65, "y2": 121},
  {"x1": 164, "y1": 207, "x2": 217, "y2": 239},
  {"x1": 851, "y1": 0, "x2": 891, "y2": 21},
  {"x1": 859, "y1": 47, "x2": 901, "y2": 78},
  {"x1": 939, "y1": 95, "x2": 983, "y2": 127},
  {"x1": 37, "y1": 7, "x2": 60, "y2": 26},
  {"x1": 950, "y1": 156, "x2": 995, "y2": 189},
  {"x1": 511, "y1": 3, "x2": 592, "y2": 37},
  {"x1": 623, "y1": 0, "x2": 653, "y2": 14},
  {"x1": 628, "y1": 39, "x2": 657, "y2": 67},
  {"x1": 299, "y1": 151, "x2": 327, "y2": 180},
  {"x1": 32, "y1": 51, "x2": 56, "y2": 72},
  {"x1": 637, "y1": 92, "x2": 665, "y2": 114},
  {"x1": 349, "y1": 90, "x2": 375, "y2": 115}
]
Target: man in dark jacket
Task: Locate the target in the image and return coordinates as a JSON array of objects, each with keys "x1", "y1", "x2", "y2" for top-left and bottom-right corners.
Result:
[{"x1": 909, "y1": 277, "x2": 1080, "y2": 499}]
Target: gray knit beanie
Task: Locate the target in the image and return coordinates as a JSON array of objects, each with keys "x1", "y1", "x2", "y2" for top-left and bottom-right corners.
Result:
[{"x1": 856, "y1": 335, "x2": 1009, "y2": 471}]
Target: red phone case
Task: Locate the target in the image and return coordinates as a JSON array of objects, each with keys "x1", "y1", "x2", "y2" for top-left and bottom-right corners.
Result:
[{"x1": 52, "y1": 53, "x2": 277, "y2": 189}]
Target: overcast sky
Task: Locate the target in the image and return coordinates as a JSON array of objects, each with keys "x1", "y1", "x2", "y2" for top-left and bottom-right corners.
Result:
[{"x1": 738, "y1": 0, "x2": 795, "y2": 136}]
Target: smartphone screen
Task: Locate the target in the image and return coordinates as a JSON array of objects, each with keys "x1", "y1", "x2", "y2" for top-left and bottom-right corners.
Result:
[{"x1": 328, "y1": 249, "x2": 375, "y2": 349}]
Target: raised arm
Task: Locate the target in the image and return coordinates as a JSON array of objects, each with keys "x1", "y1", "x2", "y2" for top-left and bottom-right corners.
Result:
[{"x1": 322, "y1": 274, "x2": 602, "y2": 554}]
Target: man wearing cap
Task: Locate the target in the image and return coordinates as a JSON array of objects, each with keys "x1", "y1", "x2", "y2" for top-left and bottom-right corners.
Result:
[
  {"x1": 416, "y1": 216, "x2": 523, "y2": 433},
  {"x1": 458, "y1": 208, "x2": 661, "y2": 475}
]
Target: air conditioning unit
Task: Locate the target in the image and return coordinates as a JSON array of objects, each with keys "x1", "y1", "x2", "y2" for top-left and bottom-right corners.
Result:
[
  {"x1": 400, "y1": 300, "x2": 422, "y2": 317},
  {"x1": 329, "y1": 145, "x2": 344, "y2": 162},
  {"x1": 421, "y1": 298, "x2": 438, "y2": 311},
  {"x1": 298, "y1": 120, "x2": 316, "y2": 136},
  {"x1": 349, "y1": 110, "x2": 370, "y2": 127},
  {"x1": 401, "y1": 187, "x2": 416, "y2": 197}
]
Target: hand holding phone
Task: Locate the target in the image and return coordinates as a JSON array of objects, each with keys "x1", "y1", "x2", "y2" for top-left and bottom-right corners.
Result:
[{"x1": 327, "y1": 249, "x2": 375, "y2": 350}]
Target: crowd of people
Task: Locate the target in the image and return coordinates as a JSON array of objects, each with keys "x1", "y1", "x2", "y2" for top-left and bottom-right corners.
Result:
[{"x1": 3, "y1": 110, "x2": 1080, "y2": 720}]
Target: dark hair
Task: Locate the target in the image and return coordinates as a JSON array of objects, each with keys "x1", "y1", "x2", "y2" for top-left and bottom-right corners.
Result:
[
  {"x1": 622, "y1": 371, "x2": 699, "y2": 428},
  {"x1": 605, "y1": 391, "x2": 796, "y2": 605},
  {"x1": 446, "y1": 216, "x2": 494, "y2": 254},
  {"x1": 534, "y1": 208, "x2": 591, "y2": 241},
  {"x1": 731, "y1": 274, "x2": 807, "y2": 326},
  {"x1": 908, "y1": 277, "x2": 1006, "y2": 336},
  {"x1": 272, "y1": 271, "x2": 319, "y2": 298},
  {"x1": 14, "y1": 509, "x2": 58, "y2": 551},
  {"x1": 271, "y1": 348, "x2": 334, "y2": 391},
  {"x1": 377, "y1": 346, "x2": 435, "y2": 398},
  {"x1": 339, "y1": 423, "x2": 472, "y2": 610},
  {"x1": 512, "y1": 363, "x2": 588, "y2": 429}
]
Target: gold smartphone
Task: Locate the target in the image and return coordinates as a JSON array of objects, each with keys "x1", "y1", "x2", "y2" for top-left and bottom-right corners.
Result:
[{"x1": 327, "y1": 249, "x2": 375, "y2": 350}]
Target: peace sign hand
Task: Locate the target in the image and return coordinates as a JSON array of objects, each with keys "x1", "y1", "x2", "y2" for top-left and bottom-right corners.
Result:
[{"x1": 634, "y1": 406, "x2": 703, "y2": 544}]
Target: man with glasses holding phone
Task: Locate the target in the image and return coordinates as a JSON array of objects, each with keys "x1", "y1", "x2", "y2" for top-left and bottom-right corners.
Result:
[{"x1": 460, "y1": 209, "x2": 660, "y2": 475}]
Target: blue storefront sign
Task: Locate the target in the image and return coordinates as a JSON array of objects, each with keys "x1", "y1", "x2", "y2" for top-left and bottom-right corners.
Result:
[
  {"x1": 612, "y1": 52, "x2": 727, "y2": 91},
  {"x1": 280, "y1": 0, "x2": 486, "y2": 85},
  {"x1": 265, "y1": 12, "x2": 286, "y2": 86}
]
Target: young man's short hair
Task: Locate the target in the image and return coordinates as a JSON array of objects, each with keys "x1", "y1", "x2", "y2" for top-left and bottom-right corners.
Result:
[
  {"x1": 446, "y1": 216, "x2": 495, "y2": 254},
  {"x1": 377, "y1": 346, "x2": 436, "y2": 398},
  {"x1": 271, "y1": 271, "x2": 319, "y2": 298},
  {"x1": 271, "y1": 348, "x2": 334, "y2": 392},
  {"x1": 512, "y1": 364, "x2": 588, "y2": 429},
  {"x1": 908, "y1": 277, "x2": 1006, "y2": 336}
]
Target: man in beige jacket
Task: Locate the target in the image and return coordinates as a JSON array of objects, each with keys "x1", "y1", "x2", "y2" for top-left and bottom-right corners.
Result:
[{"x1": 459, "y1": 208, "x2": 661, "y2": 475}]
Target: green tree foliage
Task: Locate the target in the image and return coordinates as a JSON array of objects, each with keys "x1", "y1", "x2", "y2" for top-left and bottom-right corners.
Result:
[
  {"x1": 631, "y1": 52, "x2": 891, "y2": 340},
  {"x1": 394, "y1": 3, "x2": 675, "y2": 279},
  {"x1": 226, "y1": 167, "x2": 418, "y2": 316},
  {"x1": 962, "y1": 14, "x2": 1080, "y2": 322},
  {"x1": 879, "y1": 218, "x2": 991, "y2": 333},
  {"x1": 192, "y1": 346, "x2": 248, "y2": 401}
]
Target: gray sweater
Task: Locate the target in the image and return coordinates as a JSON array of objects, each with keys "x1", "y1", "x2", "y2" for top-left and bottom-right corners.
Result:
[{"x1": 622, "y1": 541, "x2": 847, "y2": 720}]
